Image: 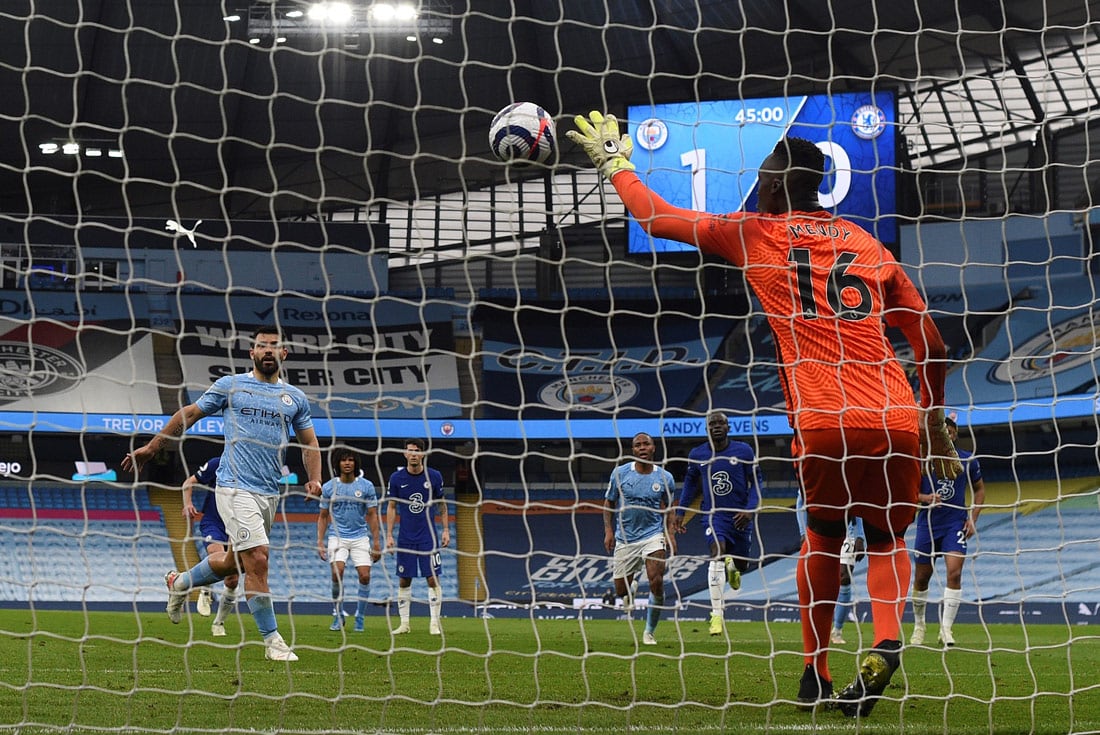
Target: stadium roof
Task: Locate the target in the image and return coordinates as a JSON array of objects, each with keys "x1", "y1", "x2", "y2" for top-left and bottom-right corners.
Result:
[{"x1": 0, "y1": 0, "x2": 1096, "y2": 220}]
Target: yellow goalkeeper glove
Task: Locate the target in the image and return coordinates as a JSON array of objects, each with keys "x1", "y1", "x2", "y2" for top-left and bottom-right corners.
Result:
[
  {"x1": 566, "y1": 111, "x2": 635, "y2": 179},
  {"x1": 921, "y1": 407, "x2": 964, "y2": 480}
]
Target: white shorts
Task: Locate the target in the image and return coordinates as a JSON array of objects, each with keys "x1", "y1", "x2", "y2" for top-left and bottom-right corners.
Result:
[
  {"x1": 215, "y1": 487, "x2": 278, "y2": 552},
  {"x1": 840, "y1": 535, "x2": 861, "y2": 566},
  {"x1": 327, "y1": 535, "x2": 375, "y2": 568},
  {"x1": 612, "y1": 533, "x2": 667, "y2": 580}
]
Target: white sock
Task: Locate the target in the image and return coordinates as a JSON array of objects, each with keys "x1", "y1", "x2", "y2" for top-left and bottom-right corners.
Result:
[
  {"x1": 213, "y1": 589, "x2": 233, "y2": 625},
  {"x1": 942, "y1": 587, "x2": 962, "y2": 629},
  {"x1": 428, "y1": 587, "x2": 442, "y2": 623},
  {"x1": 708, "y1": 560, "x2": 725, "y2": 615},
  {"x1": 398, "y1": 587, "x2": 412, "y2": 624},
  {"x1": 622, "y1": 579, "x2": 636, "y2": 613},
  {"x1": 912, "y1": 587, "x2": 928, "y2": 625}
]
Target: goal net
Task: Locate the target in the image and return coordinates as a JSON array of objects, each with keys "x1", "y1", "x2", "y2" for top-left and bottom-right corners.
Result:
[{"x1": 1, "y1": 1, "x2": 1099, "y2": 733}]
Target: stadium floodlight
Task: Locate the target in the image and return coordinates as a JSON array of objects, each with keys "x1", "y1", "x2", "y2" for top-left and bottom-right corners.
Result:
[
  {"x1": 369, "y1": 3, "x2": 418, "y2": 22},
  {"x1": 242, "y1": 0, "x2": 451, "y2": 39},
  {"x1": 308, "y1": 2, "x2": 353, "y2": 23},
  {"x1": 37, "y1": 138, "x2": 122, "y2": 160}
]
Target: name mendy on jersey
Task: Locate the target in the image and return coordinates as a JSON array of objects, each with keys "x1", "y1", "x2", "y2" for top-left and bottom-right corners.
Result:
[{"x1": 786, "y1": 222, "x2": 854, "y2": 240}]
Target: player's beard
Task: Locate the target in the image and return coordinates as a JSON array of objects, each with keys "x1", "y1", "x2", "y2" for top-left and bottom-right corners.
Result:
[{"x1": 254, "y1": 354, "x2": 280, "y2": 378}]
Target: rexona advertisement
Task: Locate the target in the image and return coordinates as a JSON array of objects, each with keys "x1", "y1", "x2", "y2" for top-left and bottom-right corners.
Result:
[{"x1": 627, "y1": 90, "x2": 897, "y2": 253}]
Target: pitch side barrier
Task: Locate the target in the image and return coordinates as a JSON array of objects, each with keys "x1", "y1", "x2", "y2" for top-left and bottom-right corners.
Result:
[{"x1": 0, "y1": 394, "x2": 1096, "y2": 440}]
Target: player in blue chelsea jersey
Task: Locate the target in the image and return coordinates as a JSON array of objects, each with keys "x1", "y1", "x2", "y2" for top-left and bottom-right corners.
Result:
[
  {"x1": 605, "y1": 432, "x2": 677, "y2": 646},
  {"x1": 124, "y1": 326, "x2": 323, "y2": 662},
  {"x1": 672, "y1": 412, "x2": 761, "y2": 637},
  {"x1": 181, "y1": 454, "x2": 241, "y2": 637},
  {"x1": 909, "y1": 415, "x2": 985, "y2": 647},
  {"x1": 385, "y1": 438, "x2": 450, "y2": 635},
  {"x1": 318, "y1": 448, "x2": 382, "y2": 633}
]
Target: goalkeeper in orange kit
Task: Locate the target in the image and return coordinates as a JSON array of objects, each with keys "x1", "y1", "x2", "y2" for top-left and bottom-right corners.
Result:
[{"x1": 569, "y1": 112, "x2": 963, "y2": 719}]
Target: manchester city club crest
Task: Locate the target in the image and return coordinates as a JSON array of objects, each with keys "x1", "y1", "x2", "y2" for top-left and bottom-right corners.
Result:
[
  {"x1": 0, "y1": 342, "x2": 83, "y2": 399},
  {"x1": 990, "y1": 308, "x2": 1100, "y2": 383},
  {"x1": 538, "y1": 374, "x2": 639, "y2": 410},
  {"x1": 635, "y1": 118, "x2": 668, "y2": 151}
]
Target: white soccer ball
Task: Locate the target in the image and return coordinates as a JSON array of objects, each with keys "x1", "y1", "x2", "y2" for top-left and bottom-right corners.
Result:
[{"x1": 489, "y1": 102, "x2": 556, "y2": 164}]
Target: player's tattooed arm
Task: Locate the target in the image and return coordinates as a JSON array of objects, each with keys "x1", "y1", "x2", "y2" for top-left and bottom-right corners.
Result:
[{"x1": 122, "y1": 403, "x2": 207, "y2": 476}]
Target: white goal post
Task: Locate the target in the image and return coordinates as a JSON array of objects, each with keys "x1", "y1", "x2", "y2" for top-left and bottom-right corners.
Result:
[{"x1": 0, "y1": 2, "x2": 1098, "y2": 734}]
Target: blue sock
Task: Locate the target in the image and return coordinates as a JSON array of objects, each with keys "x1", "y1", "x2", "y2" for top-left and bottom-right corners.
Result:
[
  {"x1": 645, "y1": 593, "x2": 663, "y2": 633},
  {"x1": 331, "y1": 579, "x2": 342, "y2": 615},
  {"x1": 176, "y1": 558, "x2": 222, "y2": 590},
  {"x1": 247, "y1": 594, "x2": 278, "y2": 639},
  {"x1": 356, "y1": 583, "x2": 370, "y2": 618},
  {"x1": 833, "y1": 583, "x2": 852, "y2": 630}
]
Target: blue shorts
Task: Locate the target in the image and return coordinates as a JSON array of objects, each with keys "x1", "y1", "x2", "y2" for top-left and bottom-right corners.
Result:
[
  {"x1": 704, "y1": 520, "x2": 753, "y2": 560},
  {"x1": 199, "y1": 514, "x2": 230, "y2": 546},
  {"x1": 912, "y1": 515, "x2": 967, "y2": 561},
  {"x1": 395, "y1": 539, "x2": 442, "y2": 580}
]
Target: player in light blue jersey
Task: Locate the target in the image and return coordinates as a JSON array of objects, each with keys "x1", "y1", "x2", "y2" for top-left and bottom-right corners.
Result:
[
  {"x1": 318, "y1": 448, "x2": 382, "y2": 633},
  {"x1": 385, "y1": 438, "x2": 450, "y2": 635},
  {"x1": 604, "y1": 432, "x2": 677, "y2": 646},
  {"x1": 124, "y1": 326, "x2": 322, "y2": 662},
  {"x1": 672, "y1": 412, "x2": 761, "y2": 636},
  {"x1": 830, "y1": 517, "x2": 865, "y2": 645},
  {"x1": 181, "y1": 455, "x2": 241, "y2": 637},
  {"x1": 910, "y1": 416, "x2": 984, "y2": 647}
]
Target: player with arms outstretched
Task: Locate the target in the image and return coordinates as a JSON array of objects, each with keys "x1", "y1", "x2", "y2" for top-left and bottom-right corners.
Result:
[
  {"x1": 672, "y1": 412, "x2": 761, "y2": 637},
  {"x1": 910, "y1": 415, "x2": 984, "y2": 647},
  {"x1": 385, "y1": 438, "x2": 450, "y2": 635},
  {"x1": 570, "y1": 114, "x2": 961, "y2": 717},
  {"x1": 318, "y1": 448, "x2": 382, "y2": 633},
  {"x1": 605, "y1": 432, "x2": 677, "y2": 646}
]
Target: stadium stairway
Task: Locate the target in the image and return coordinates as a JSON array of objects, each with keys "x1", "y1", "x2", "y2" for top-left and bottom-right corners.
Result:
[{"x1": 147, "y1": 486, "x2": 202, "y2": 587}]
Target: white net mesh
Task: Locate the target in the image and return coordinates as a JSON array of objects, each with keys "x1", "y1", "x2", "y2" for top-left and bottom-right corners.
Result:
[{"x1": 1, "y1": 1, "x2": 1099, "y2": 733}]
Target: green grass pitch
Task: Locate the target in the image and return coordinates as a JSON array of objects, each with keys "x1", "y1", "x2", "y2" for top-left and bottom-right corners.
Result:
[{"x1": 1, "y1": 610, "x2": 1099, "y2": 734}]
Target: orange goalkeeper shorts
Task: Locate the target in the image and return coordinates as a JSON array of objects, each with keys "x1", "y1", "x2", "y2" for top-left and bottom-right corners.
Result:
[{"x1": 796, "y1": 428, "x2": 919, "y2": 539}]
